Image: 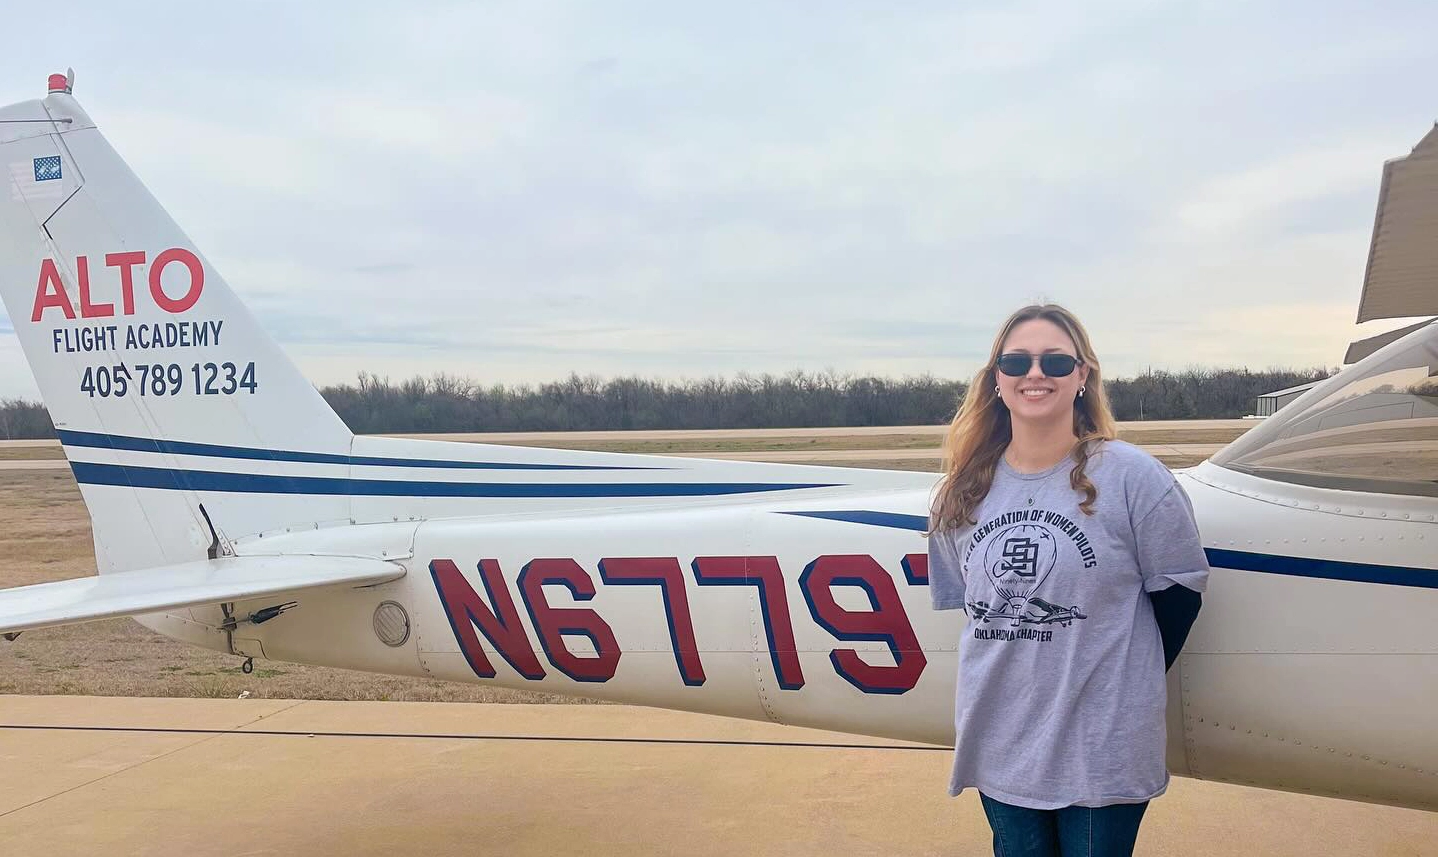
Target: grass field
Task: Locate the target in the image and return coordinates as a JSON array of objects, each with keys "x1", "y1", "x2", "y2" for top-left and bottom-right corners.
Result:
[
  {"x1": 0, "y1": 421, "x2": 1248, "y2": 459},
  {"x1": 0, "y1": 446, "x2": 64, "y2": 460},
  {"x1": 0, "y1": 422, "x2": 1249, "y2": 701},
  {"x1": 0, "y1": 470, "x2": 577, "y2": 703}
]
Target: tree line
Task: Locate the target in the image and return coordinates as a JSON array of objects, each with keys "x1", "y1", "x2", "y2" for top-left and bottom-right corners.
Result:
[{"x1": 0, "y1": 366, "x2": 1334, "y2": 439}]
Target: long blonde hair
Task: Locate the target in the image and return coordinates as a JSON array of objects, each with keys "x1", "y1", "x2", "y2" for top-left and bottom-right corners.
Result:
[{"x1": 929, "y1": 304, "x2": 1118, "y2": 533}]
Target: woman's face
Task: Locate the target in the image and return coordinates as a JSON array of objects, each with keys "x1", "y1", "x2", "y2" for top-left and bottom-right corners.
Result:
[{"x1": 995, "y1": 318, "x2": 1092, "y2": 425}]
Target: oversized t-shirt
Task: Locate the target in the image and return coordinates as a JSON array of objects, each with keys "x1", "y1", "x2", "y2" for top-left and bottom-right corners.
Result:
[{"x1": 928, "y1": 439, "x2": 1209, "y2": 810}]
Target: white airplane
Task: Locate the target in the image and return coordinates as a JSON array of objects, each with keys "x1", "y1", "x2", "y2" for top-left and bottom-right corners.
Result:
[{"x1": 1, "y1": 75, "x2": 1434, "y2": 813}]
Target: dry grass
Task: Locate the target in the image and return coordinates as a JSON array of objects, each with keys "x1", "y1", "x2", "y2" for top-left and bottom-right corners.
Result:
[
  {"x1": 1146, "y1": 453, "x2": 1215, "y2": 469},
  {"x1": 0, "y1": 423, "x2": 1249, "y2": 458},
  {"x1": 0, "y1": 470, "x2": 586, "y2": 703},
  {"x1": 0, "y1": 446, "x2": 65, "y2": 460},
  {"x1": 821, "y1": 458, "x2": 943, "y2": 472},
  {"x1": 509, "y1": 435, "x2": 946, "y2": 453},
  {"x1": 1113, "y1": 425, "x2": 1252, "y2": 445},
  {"x1": 497, "y1": 423, "x2": 1249, "y2": 455},
  {"x1": 0, "y1": 424, "x2": 1226, "y2": 701},
  {"x1": 0, "y1": 617, "x2": 579, "y2": 703},
  {"x1": 0, "y1": 470, "x2": 95, "y2": 587},
  {"x1": 821, "y1": 452, "x2": 1213, "y2": 472}
]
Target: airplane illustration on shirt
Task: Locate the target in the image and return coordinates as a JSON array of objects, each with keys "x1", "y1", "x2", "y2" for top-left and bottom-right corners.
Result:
[{"x1": 966, "y1": 598, "x2": 1087, "y2": 627}]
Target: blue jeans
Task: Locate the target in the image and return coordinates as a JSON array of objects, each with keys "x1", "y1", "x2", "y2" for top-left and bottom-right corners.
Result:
[{"x1": 979, "y1": 793, "x2": 1148, "y2": 857}]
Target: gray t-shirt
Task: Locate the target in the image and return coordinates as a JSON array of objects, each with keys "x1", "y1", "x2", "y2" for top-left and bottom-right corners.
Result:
[{"x1": 928, "y1": 439, "x2": 1209, "y2": 809}]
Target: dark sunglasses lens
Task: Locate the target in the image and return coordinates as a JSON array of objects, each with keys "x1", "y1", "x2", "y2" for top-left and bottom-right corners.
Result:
[
  {"x1": 1040, "y1": 354, "x2": 1078, "y2": 377},
  {"x1": 996, "y1": 355, "x2": 1031, "y2": 376},
  {"x1": 996, "y1": 354, "x2": 1078, "y2": 377}
]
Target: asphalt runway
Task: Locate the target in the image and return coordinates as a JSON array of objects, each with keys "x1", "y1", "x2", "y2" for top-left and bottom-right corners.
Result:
[{"x1": 0, "y1": 697, "x2": 1432, "y2": 856}]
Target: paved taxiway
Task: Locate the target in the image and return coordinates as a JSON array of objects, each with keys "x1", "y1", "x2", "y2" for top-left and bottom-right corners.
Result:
[{"x1": 0, "y1": 696, "x2": 1432, "y2": 856}]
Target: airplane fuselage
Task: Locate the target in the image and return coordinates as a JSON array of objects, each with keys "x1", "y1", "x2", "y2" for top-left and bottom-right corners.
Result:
[{"x1": 139, "y1": 458, "x2": 1438, "y2": 812}]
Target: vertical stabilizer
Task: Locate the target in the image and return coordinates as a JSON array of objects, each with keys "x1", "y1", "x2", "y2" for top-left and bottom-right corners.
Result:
[{"x1": 0, "y1": 77, "x2": 353, "y2": 572}]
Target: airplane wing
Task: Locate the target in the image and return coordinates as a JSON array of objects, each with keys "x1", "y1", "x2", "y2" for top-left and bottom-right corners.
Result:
[{"x1": 0, "y1": 555, "x2": 404, "y2": 636}]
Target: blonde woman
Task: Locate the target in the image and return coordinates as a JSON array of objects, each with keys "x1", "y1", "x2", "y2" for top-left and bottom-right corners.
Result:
[{"x1": 928, "y1": 304, "x2": 1208, "y2": 857}]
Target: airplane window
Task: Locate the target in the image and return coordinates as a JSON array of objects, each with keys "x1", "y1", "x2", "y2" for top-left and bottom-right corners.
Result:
[{"x1": 1211, "y1": 320, "x2": 1438, "y2": 497}]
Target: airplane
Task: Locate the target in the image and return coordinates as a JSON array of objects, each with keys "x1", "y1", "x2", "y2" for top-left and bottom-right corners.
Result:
[
  {"x1": 1022, "y1": 598, "x2": 1086, "y2": 627},
  {"x1": 965, "y1": 597, "x2": 1086, "y2": 629},
  {"x1": 0, "y1": 73, "x2": 1434, "y2": 814}
]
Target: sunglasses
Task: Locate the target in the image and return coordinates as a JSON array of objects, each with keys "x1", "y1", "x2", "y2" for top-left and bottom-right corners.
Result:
[{"x1": 995, "y1": 352, "x2": 1081, "y2": 378}]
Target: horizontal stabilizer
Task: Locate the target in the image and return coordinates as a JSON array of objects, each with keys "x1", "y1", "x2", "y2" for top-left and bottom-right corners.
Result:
[{"x1": 0, "y1": 555, "x2": 404, "y2": 636}]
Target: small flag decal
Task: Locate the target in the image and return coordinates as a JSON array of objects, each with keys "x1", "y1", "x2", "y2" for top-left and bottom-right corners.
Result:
[{"x1": 33, "y1": 156, "x2": 62, "y2": 182}]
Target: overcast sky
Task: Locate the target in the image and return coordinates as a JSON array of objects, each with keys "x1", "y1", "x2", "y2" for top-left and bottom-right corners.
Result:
[{"x1": 1, "y1": 1, "x2": 1434, "y2": 398}]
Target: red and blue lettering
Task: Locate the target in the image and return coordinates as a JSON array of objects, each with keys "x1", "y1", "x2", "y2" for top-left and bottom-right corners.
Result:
[
  {"x1": 598, "y1": 557, "x2": 705, "y2": 686},
  {"x1": 517, "y1": 558, "x2": 621, "y2": 683},
  {"x1": 430, "y1": 552, "x2": 933, "y2": 694},
  {"x1": 800, "y1": 555, "x2": 927, "y2": 694},
  {"x1": 901, "y1": 552, "x2": 929, "y2": 585},
  {"x1": 692, "y1": 555, "x2": 805, "y2": 690},
  {"x1": 429, "y1": 558, "x2": 546, "y2": 680}
]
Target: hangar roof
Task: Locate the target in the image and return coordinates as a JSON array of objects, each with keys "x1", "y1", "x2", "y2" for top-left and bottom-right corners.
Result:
[
  {"x1": 1258, "y1": 380, "x2": 1322, "y2": 399},
  {"x1": 1344, "y1": 317, "x2": 1437, "y2": 364}
]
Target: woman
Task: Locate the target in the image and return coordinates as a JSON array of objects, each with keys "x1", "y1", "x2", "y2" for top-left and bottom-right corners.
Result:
[{"x1": 927, "y1": 304, "x2": 1208, "y2": 857}]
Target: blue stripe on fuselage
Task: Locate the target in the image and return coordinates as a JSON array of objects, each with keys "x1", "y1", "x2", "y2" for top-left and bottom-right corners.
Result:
[
  {"x1": 780, "y1": 510, "x2": 929, "y2": 531},
  {"x1": 779, "y1": 509, "x2": 1438, "y2": 590},
  {"x1": 70, "y1": 461, "x2": 838, "y2": 498},
  {"x1": 56, "y1": 429, "x2": 662, "y2": 471},
  {"x1": 1200, "y1": 548, "x2": 1438, "y2": 590}
]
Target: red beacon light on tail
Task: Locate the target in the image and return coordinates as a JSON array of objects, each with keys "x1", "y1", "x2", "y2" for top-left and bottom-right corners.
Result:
[{"x1": 47, "y1": 71, "x2": 72, "y2": 94}]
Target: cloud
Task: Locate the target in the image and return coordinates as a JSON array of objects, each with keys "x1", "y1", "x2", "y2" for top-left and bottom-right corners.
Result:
[
  {"x1": 1165, "y1": 141, "x2": 1395, "y2": 243},
  {"x1": 0, "y1": 0, "x2": 1434, "y2": 399}
]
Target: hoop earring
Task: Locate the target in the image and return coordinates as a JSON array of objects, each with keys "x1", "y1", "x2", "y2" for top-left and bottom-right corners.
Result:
[
  {"x1": 1078, "y1": 386, "x2": 1086, "y2": 397},
  {"x1": 994, "y1": 385, "x2": 1000, "y2": 393}
]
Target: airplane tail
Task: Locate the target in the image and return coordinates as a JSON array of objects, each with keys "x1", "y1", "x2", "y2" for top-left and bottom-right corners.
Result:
[
  {"x1": 0, "y1": 77, "x2": 353, "y2": 573},
  {"x1": 0, "y1": 75, "x2": 931, "y2": 581}
]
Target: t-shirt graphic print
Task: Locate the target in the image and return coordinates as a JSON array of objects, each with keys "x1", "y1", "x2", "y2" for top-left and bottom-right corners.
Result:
[{"x1": 965, "y1": 508, "x2": 1095, "y2": 640}]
